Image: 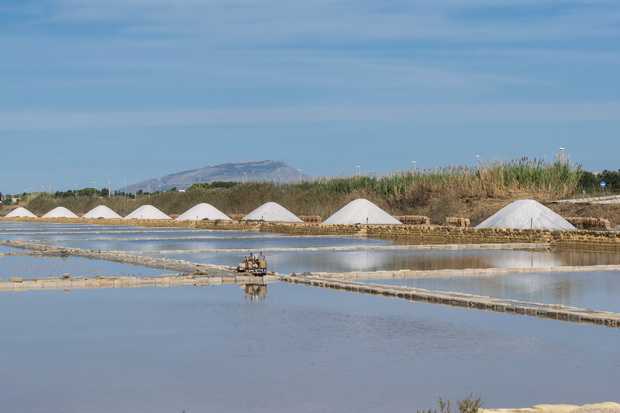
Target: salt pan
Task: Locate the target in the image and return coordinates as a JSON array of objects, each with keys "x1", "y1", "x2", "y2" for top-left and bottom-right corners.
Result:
[
  {"x1": 476, "y1": 199, "x2": 576, "y2": 230},
  {"x1": 5, "y1": 207, "x2": 37, "y2": 218},
  {"x1": 323, "y1": 199, "x2": 402, "y2": 225},
  {"x1": 82, "y1": 205, "x2": 122, "y2": 219},
  {"x1": 242, "y1": 202, "x2": 302, "y2": 223},
  {"x1": 124, "y1": 205, "x2": 171, "y2": 220},
  {"x1": 42, "y1": 207, "x2": 79, "y2": 219},
  {"x1": 176, "y1": 203, "x2": 231, "y2": 221}
]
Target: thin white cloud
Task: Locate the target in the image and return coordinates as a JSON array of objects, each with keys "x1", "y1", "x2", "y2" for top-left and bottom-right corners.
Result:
[
  {"x1": 29, "y1": 0, "x2": 620, "y2": 45},
  {"x1": 2, "y1": 102, "x2": 619, "y2": 131}
]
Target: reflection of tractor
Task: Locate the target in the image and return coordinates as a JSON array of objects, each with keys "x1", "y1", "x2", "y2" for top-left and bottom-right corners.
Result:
[
  {"x1": 236, "y1": 252, "x2": 269, "y2": 275},
  {"x1": 242, "y1": 283, "x2": 267, "y2": 298}
]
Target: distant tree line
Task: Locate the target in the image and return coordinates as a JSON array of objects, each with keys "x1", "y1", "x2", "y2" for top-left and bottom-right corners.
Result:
[
  {"x1": 580, "y1": 169, "x2": 620, "y2": 190},
  {"x1": 40, "y1": 181, "x2": 240, "y2": 198},
  {"x1": 187, "y1": 181, "x2": 240, "y2": 191}
]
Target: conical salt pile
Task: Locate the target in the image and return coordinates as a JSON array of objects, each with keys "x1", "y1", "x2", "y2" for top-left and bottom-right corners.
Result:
[
  {"x1": 42, "y1": 206, "x2": 79, "y2": 218},
  {"x1": 323, "y1": 198, "x2": 402, "y2": 225},
  {"x1": 82, "y1": 205, "x2": 122, "y2": 219},
  {"x1": 476, "y1": 199, "x2": 576, "y2": 230},
  {"x1": 5, "y1": 207, "x2": 37, "y2": 218},
  {"x1": 176, "y1": 203, "x2": 231, "y2": 221},
  {"x1": 124, "y1": 205, "x2": 171, "y2": 220},
  {"x1": 242, "y1": 202, "x2": 303, "y2": 223}
]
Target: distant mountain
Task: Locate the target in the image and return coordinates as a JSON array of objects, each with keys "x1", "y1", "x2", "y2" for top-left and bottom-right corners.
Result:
[{"x1": 123, "y1": 160, "x2": 311, "y2": 193}]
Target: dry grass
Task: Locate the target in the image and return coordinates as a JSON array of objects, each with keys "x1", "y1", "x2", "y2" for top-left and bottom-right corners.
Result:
[
  {"x1": 547, "y1": 202, "x2": 620, "y2": 227},
  {"x1": 13, "y1": 157, "x2": 591, "y2": 225}
]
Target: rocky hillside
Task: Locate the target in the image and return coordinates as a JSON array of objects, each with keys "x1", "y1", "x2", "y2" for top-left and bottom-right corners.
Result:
[{"x1": 124, "y1": 160, "x2": 310, "y2": 193}]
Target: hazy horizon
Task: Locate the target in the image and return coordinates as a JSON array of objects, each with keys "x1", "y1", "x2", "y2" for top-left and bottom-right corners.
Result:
[{"x1": 2, "y1": 1, "x2": 619, "y2": 193}]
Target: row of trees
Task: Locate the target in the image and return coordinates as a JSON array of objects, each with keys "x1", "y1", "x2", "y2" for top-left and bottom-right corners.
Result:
[
  {"x1": 44, "y1": 181, "x2": 240, "y2": 199},
  {"x1": 187, "y1": 181, "x2": 240, "y2": 190},
  {"x1": 580, "y1": 170, "x2": 620, "y2": 190}
]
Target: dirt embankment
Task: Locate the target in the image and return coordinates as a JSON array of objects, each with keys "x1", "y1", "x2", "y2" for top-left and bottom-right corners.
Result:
[
  {"x1": 3, "y1": 193, "x2": 620, "y2": 227},
  {"x1": 546, "y1": 203, "x2": 620, "y2": 227},
  {"x1": 388, "y1": 196, "x2": 620, "y2": 227}
]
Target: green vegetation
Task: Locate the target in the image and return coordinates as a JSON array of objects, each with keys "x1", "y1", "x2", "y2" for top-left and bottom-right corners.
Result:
[
  {"x1": 301, "y1": 156, "x2": 581, "y2": 199},
  {"x1": 580, "y1": 169, "x2": 620, "y2": 192},
  {"x1": 187, "y1": 181, "x2": 240, "y2": 190},
  {"x1": 14, "y1": 157, "x2": 588, "y2": 224}
]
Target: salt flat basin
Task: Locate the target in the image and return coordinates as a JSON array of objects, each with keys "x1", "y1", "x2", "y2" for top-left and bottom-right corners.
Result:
[
  {"x1": 1, "y1": 227, "x2": 277, "y2": 240},
  {"x1": 0, "y1": 246, "x2": 169, "y2": 280},
  {"x1": 0, "y1": 284, "x2": 618, "y2": 412},
  {"x1": 145, "y1": 249, "x2": 620, "y2": 274},
  {"x1": 363, "y1": 270, "x2": 620, "y2": 314},
  {"x1": 27, "y1": 235, "x2": 390, "y2": 252},
  {"x1": 144, "y1": 248, "x2": 620, "y2": 313}
]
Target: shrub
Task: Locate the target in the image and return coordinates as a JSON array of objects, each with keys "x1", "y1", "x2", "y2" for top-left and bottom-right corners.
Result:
[{"x1": 417, "y1": 394, "x2": 483, "y2": 413}]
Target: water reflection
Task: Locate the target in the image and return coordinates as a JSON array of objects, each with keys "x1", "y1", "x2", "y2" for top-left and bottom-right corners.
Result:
[
  {"x1": 364, "y1": 270, "x2": 620, "y2": 313},
  {"x1": 0, "y1": 284, "x2": 618, "y2": 412},
  {"x1": 0, "y1": 253, "x2": 168, "y2": 280},
  {"x1": 146, "y1": 249, "x2": 620, "y2": 275},
  {"x1": 23, "y1": 235, "x2": 389, "y2": 252},
  {"x1": 242, "y1": 283, "x2": 268, "y2": 299}
]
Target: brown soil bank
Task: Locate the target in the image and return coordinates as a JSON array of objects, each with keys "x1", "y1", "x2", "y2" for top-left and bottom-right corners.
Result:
[
  {"x1": 410, "y1": 197, "x2": 620, "y2": 227},
  {"x1": 547, "y1": 202, "x2": 620, "y2": 227},
  {"x1": 11, "y1": 190, "x2": 620, "y2": 227}
]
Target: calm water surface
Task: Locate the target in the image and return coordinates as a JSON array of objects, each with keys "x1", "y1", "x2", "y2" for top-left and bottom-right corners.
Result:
[
  {"x1": 1, "y1": 222, "x2": 619, "y2": 412},
  {"x1": 148, "y1": 249, "x2": 620, "y2": 274},
  {"x1": 364, "y1": 270, "x2": 620, "y2": 313},
  {"x1": 0, "y1": 284, "x2": 618, "y2": 413},
  {"x1": 0, "y1": 250, "x2": 169, "y2": 279},
  {"x1": 29, "y1": 235, "x2": 388, "y2": 251}
]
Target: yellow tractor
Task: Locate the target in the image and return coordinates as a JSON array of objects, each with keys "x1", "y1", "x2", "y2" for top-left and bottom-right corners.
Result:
[{"x1": 236, "y1": 252, "x2": 269, "y2": 275}]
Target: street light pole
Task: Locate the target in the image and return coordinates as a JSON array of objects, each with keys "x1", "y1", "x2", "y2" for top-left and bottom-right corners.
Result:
[{"x1": 356, "y1": 165, "x2": 360, "y2": 177}]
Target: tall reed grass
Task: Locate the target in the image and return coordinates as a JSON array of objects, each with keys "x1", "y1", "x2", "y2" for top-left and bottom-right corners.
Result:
[{"x1": 23, "y1": 157, "x2": 582, "y2": 224}]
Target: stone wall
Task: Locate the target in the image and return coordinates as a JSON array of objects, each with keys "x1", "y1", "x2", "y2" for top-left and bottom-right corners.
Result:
[
  {"x1": 445, "y1": 217, "x2": 470, "y2": 227},
  {"x1": 394, "y1": 215, "x2": 430, "y2": 225},
  {"x1": 299, "y1": 215, "x2": 322, "y2": 223},
  {"x1": 565, "y1": 217, "x2": 612, "y2": 229},
  {"x1": 3, "y1": 217, "x2": 620, "y2": 251}
]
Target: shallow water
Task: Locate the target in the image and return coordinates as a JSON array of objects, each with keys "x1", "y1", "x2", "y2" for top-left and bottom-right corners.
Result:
[
  {"x1": 29, "y1": 235, "x2": 388, "y2": 252},
  {"x1": 0, "y1": 284, "x2": 618, "y2": 413},
  {"x1": 147, "y1": 249, "x2": 620, "y2": 274},
  {"x1": 364, "y1": 270, "x2": 620, "y2": 313},
  {"x1": 1, "y1": 222, "x2": 619, "y2": 411},
  {"x1": 0, "y1": 248, "x2": 168, "y2": 280}
]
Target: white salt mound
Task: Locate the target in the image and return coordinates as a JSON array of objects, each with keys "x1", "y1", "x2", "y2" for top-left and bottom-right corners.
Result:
[
  {"x1": 42, "y1": 206, "x2": 79, "y2": 219},
  {"x1": 5, "y1": 207, "x2": 38, "y2": 218},
  {"x1": 176, "y1": 203, "x2": 231, "y2": 221},
  {"x1": 323, "y1": 199, "x2": 402, "y2": 225},
  {"x1": 242, "y1": 202, "x2": 303, "y2": 223},
  {"x1": 82, "y1": 205, "x2": 122, "y2": 219},
  {"x1": 476, "y1": 199, "x2": 576, "y2": 230},
  {"x1": 124, "y1": 205, "x2": 171, "y2": 220}
]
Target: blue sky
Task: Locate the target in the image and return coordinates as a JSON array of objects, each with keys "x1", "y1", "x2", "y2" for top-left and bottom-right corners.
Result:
[{"x1": 1, "y1": 0, "x2": 619, "y2": 193}]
